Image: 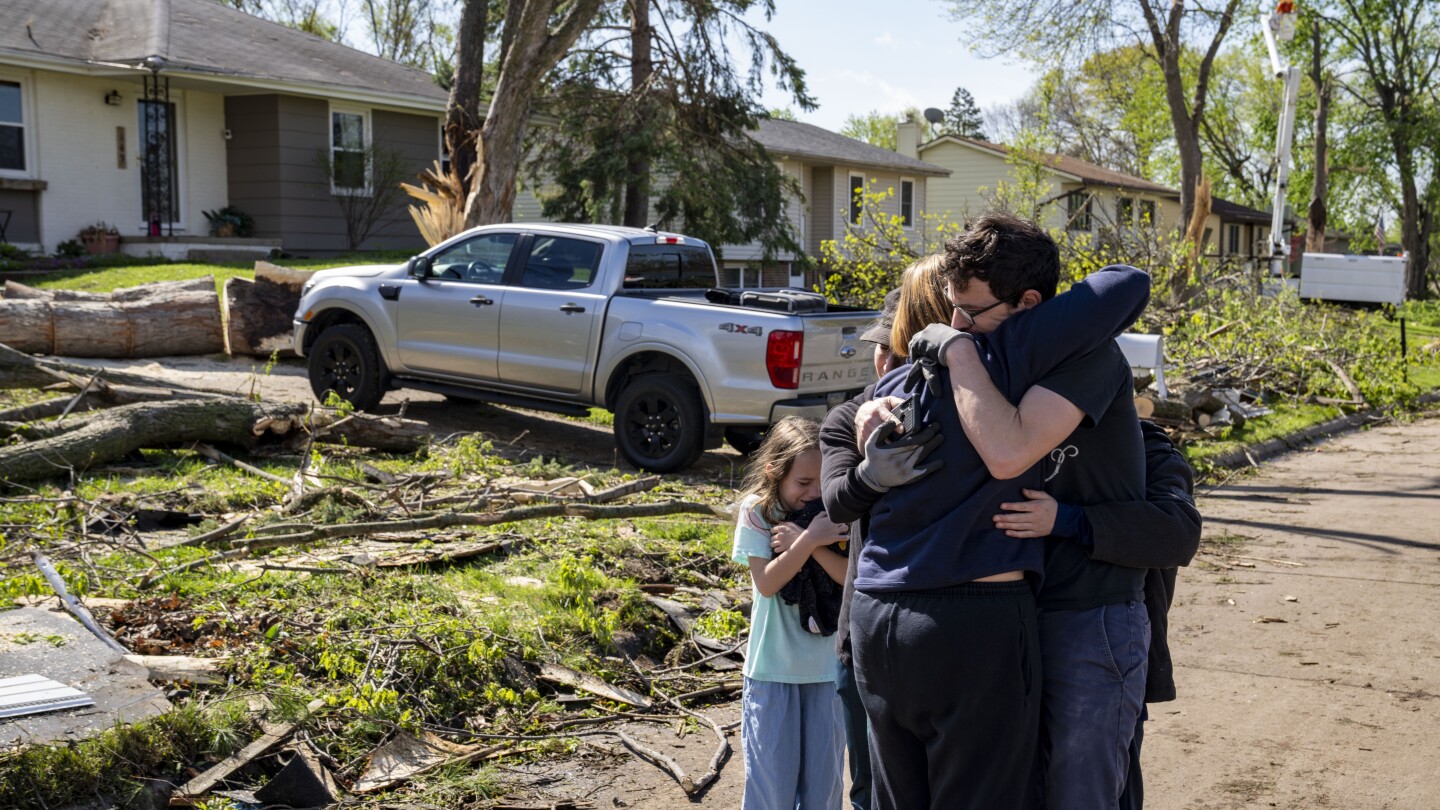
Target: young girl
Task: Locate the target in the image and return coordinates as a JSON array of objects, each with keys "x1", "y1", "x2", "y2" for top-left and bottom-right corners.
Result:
[{"x1": 733, "y1": 416, "x2": 850, "y2": 810}]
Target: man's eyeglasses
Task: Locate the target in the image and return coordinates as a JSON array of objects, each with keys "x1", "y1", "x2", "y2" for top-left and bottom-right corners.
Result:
[{"x1": 952, "y1": 298, "x2": 1008, "y2": 328}]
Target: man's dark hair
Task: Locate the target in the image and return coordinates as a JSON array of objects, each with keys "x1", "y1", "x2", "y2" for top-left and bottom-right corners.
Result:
[{"x1": 942, "y1": 212, "x2": 1061, "y2": 303}]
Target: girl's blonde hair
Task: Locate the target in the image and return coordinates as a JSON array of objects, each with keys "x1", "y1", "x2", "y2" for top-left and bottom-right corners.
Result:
[
  {"x1": 890, "y1": 254, "x2": 952, "y2": 359},
  {"x1": 740, "y1": 416, "x2": 820, "y2": 523}
]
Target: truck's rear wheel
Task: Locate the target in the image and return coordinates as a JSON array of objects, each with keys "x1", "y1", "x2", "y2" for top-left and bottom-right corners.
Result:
[
  {"x1": 613, "y1": 375, "x2": 705, "y2": 473},
  {"x1": 308, "y1": 324, "x2": 386, "y2": 412}
]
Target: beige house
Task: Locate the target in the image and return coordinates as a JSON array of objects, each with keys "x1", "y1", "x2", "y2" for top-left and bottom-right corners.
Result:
[{"x1": 901, "y1": 126, "x2": 1277, "y2": 271}]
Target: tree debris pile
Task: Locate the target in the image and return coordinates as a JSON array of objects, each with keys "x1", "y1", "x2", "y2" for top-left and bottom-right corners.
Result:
[{"x1": 0, "y1": 349, "x2": 755, "y2": 808}]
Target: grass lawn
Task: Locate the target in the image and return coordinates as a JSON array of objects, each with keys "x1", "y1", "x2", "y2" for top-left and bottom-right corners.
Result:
[{"x1": 21, "y1": 252, "x2": 414, "y2": 295}]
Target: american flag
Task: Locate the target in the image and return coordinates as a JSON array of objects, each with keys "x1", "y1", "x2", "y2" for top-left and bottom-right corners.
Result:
[{"x1": 1374, "y1": 216, "x2": 1386, "y2": 253}]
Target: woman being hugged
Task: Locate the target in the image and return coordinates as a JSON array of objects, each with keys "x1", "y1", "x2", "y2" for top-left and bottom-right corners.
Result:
[{"x1": 734, "y1": 416, "x2": 850, "y2": 809}]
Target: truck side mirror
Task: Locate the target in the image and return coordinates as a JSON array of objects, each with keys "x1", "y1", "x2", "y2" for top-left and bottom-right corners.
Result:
[{"x1": 408, "y1": 256, "x2": 433, "y2": 279}]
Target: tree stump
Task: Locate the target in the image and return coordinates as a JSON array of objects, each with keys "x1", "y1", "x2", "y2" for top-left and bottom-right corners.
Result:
[
  {"x1": 0, "y1": 278, "x2": 223, "y2": 357},
  {"x1": 223, "y1": 262, "x2": 316, "y2": 357}
]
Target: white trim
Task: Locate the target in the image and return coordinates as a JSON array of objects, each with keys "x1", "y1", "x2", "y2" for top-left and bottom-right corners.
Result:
[
  {"x1": 0, "y1": 68, "x2": 35, "y2": 179},
  {"x1": 899, "y1": 176, "x2": 915, "y2": 229},
  {"x1": 328, "y1": 103, "x2": 372, "y2": 195}
]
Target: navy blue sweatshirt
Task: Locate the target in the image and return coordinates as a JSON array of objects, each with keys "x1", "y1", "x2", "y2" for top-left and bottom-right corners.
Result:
[{"x1": 854, "y1": 265, "x2": 1152, "y2": 593}]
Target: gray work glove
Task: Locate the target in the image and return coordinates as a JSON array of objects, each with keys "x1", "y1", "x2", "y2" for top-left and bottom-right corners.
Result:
[
  {"x1": 856, "y1": 421, "x2": 946, "y2": 492},
  {"x1": 905, "y1": 324, "x2": 974, "y2": 398}
]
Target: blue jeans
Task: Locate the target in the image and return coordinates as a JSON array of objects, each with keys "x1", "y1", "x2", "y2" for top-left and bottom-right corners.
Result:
[
  {"x1": 836, "y1": 663, "x2": 872, "y2": 810},
  {"x1": 1039, "y1": 601, "x2": 1150, "y2": 810},
  {"x1": 741, "y1": 676, "x2": 845, "y2": 810}
]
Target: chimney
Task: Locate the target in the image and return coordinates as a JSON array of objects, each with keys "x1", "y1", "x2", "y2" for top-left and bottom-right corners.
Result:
[{"x1": 896, "y1": 119, "x2": 919, "y2": 159}]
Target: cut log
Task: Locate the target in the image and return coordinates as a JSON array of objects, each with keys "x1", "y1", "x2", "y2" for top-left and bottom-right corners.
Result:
[
  {"x1": 223, "y1": 262, "x2": 315, "y2": 357},
  {"x1": 1136, "y1": 395, "x2": 1193, "y2": 426},
  {"x1": 0, "y1": 278, "x2": 223, "y2": 357}
]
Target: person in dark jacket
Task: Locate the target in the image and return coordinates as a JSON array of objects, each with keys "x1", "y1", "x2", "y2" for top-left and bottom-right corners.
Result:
[{"x1": 989, "y1": 420, "x2": 1201, "y2": 808}]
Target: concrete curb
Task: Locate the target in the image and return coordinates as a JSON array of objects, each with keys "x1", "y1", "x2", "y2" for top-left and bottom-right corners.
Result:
[{"x1": 1207, "y1": 389, "x2": 1440, "y2": 470}]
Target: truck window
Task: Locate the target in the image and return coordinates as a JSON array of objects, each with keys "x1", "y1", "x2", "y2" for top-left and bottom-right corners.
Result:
[
  {"x1": 429, "y1": 232, "x2": 517, "y2": 282},
  {"x1": 520, "y1": 236, "x2": 604, "y2": 290},
  {"x1": 623, "y1": 244, "x2": 716, "y2": 289}
]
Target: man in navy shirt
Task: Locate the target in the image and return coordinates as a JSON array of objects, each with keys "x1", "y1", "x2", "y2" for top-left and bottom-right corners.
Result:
[
  {"x1": 839, "y1": 214, "x2": 1151, "y2": 809},
  {"x1": 904, "y1": 215, "x2": 1160, "y2": 809}
]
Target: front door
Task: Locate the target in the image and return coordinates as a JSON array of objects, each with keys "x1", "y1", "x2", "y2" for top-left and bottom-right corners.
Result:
[
  {"x1": 138, "y1": 98, "x2": 178, "y2": 232},
  {"x1": 497, "y1": 234, "x2": 605, "y2": 394},
  {"x1": 395, "y1": 232, "x2": 518, "y2": 381}
]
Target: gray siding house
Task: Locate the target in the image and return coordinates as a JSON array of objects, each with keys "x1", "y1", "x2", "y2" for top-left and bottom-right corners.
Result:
[{"x1": 0, "y1": 0, "x2": 447, "y2": 255}]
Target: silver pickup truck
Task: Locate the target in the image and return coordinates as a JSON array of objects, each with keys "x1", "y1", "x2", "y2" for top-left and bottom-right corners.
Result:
[{"x1": 292, "y1": 223, "x2": 878, "y2": 472}]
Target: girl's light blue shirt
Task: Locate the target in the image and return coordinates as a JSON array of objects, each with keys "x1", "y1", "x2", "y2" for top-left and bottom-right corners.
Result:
[{"x1": 731, "y1": 494, "x2": 840, "y2": 684}]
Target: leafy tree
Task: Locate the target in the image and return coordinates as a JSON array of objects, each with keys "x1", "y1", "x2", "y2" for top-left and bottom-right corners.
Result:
[
  {"x1": 213, "y1": 0, "x2": 344, "y2": 40},
  {"x1": 1321, "y1": 0, "x2": 1440, "y2": 297},
  {"x1": 530, "y1": 0, "x2": 814, "y2": 260},
  {"x1": 767, "y1": 107, "x2": 798, "y2": 120},
  {"x1": 942, "y1": 0, "x2": 1243, "y2": 233},
  {"x1": 840, "y1": 110, "x2": 902, "y2": 151},
  {"x1": 942, "y1": 86, "x2": 987, "y2": 139}
]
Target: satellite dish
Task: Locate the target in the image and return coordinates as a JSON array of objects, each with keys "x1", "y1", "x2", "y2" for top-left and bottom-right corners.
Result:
[{"x1": 923, "y1": 107, "x2": 945, "y2": 125}]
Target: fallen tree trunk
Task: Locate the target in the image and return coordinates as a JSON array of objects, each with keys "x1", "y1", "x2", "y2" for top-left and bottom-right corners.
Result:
[
  {"x1": 0, "y1": 341, "x2": 231, "y2": 393},
  {"x1": 224, "y1": 262, "x2": 314, "y2": 357},
  {"x1": 0, "y1": 398, "x2": 309, "y2": 482},
  {"x1": 0, "y1": 278, "x2": 224, "y2": 357}
]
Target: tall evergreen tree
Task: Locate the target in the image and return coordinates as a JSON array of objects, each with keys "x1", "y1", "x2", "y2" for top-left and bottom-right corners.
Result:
[{"x1": 943, "y1": 86, "x2": 987, "y2": 139}]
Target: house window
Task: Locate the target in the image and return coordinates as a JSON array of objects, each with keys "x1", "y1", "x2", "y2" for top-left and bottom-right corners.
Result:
[
  {"x1": 1067, "y1": 193, "x2": 1092, "y2": 232},
  {"x1": 1227, "y1": 224, "x2": 1241, "y2": 255},
  {"x1": 900, "y1": 179, "x2": 915, "y2": 227},
  {"x1": 0, "y1": 80, "x2": 25, "y2": 173},
  {"x1": 849, "y1": 174, "x2": 865, "y2": 225},
  {"x1": 1140, "y1": 199, "x2": 1157, "y2": 227},
  {"x1": 438, "y1": 120, "x2": 452, "y2": 177},
  {"x1": 1117, "y1": 196, "x2": 1134, "y2": 225},
  {"x1": 330, "y1": 107, "x2": 370, "y2": 193}
]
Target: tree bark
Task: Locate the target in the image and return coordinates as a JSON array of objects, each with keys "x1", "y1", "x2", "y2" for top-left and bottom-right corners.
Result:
[
  {"x1": 444, "y1": 0, "x2": 488, "y2": 195},
  {"x1": 1306, "y1": 20, "x2": 1330, "y2": 255},
  {"x1": 0, "y1": 278, "x2": 223, "y2": 358},
  {"x1": 463, "y1": 0, "x2": 605, "y2": 227},
  {"x1": 0, "y1": 341, "x2": 231, "y2": 393},
  {"x1": 622, "y1": 0, "x2": 653, "y2": 229},
  {"x1": 223, "y1": 262, "x2": 314, "y2": 357}
]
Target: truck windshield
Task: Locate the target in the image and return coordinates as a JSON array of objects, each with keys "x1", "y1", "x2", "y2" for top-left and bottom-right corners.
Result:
[{"x1": 623, "y1": 244, "x2": 716, "y2": 289}]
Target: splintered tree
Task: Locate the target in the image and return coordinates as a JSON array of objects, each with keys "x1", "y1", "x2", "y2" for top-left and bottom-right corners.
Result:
[
  {"x1": 531, "y1": 0, "x2": 814, "y2": 261},
  {"x1": 461, "y1": 0, "x2": 606, "y2": 227}
]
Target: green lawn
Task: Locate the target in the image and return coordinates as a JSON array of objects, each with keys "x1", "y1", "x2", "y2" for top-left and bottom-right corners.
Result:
[{"x1": 23, "y1": 252, "x2": 413, "y2": 295}]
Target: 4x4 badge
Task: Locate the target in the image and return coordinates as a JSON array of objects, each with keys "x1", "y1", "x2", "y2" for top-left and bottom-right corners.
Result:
[{"x1": 719, "y1": 324, "x2": 763, "y2": 336}]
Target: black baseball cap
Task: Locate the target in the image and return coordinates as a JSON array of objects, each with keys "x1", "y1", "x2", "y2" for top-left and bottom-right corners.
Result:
[{"x1": 860, "y1": 288, "x2": 901, "y2": 347}]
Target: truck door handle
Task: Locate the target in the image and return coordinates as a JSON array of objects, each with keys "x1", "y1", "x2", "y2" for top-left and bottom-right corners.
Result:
[
  {"x1": 469, "y1": 295, "x2": 494, "y2": 306},
  {"x1": 559, "y1": 303, "x2": 586, "y2": 313}
]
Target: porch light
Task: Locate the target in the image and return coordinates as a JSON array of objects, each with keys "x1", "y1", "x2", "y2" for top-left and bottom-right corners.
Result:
[{"x1": 104, "y1": 90, "x2": 122, "y2": 106}]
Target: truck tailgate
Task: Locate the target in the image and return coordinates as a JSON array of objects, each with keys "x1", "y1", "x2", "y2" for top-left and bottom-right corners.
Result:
[{"x1": 796, "y1": 313, "x2": 878, "y2": 392}]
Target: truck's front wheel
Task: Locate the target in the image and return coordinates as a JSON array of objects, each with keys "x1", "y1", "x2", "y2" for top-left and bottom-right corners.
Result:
[
  {"x1": 307, "y1": 324, "x2": 386, "y2": 412},
  {"x1": 613, "y1": 375, "x2": 705, "y2": 473}
]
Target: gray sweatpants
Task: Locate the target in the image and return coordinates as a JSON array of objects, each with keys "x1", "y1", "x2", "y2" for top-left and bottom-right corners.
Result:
[{"x1": 741, "y1": 676, "x2": 845, "y2": 810}]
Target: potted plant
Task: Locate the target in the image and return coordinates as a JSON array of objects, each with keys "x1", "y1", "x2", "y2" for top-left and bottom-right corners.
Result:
[
  {"x1": 203, "y1": 206, "x2": 254, "y2": 238},
  {"x1": 77, "y1": 222, "x2": 121, "y2": 254}
]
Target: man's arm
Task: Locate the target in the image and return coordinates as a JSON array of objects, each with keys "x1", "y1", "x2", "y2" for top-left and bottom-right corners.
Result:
[
  {"x1": 944, "y1": 265, "x2": 1151, "y2": 479},
  {"x1": 1083, "y1": 421, "x2": 1202, "y2": 569}
]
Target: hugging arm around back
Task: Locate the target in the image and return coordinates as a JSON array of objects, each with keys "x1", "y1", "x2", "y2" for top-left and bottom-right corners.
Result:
[
  {"x1": 1081, "y1": 420, "x2": 1202, "y2": 569},
  {"x1": 949, "y1": 265, "x2": 1152, "y2": 479}
]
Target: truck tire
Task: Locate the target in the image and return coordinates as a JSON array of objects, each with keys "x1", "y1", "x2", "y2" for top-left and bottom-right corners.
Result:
[
  {"x1": 307, "y1": 324, "x2": 386, "y2": 412},
  {"x1": 724, "y1": 427, "x2": 767, "y2": 457},
  {"x1": 613, "y1": 375, "x2": 705, "y2": 473}
]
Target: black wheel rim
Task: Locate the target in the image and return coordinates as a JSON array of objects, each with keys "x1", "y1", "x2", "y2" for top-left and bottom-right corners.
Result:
[
  {"x1": 623, "y1": 393, "x2": 682, "y2": 459},
  {"x1": 319, "y1": 341, "x2": 362, "y2": 398}
]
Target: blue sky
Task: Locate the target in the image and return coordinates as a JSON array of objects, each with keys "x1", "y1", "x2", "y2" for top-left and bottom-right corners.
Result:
[{"x1": 743, "y1": 0, "x2": 1040, "y2": 131}]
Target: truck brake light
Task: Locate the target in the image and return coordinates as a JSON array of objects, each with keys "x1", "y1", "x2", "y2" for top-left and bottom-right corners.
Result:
[
  {"x1": 655, "y1": 236, "x2": 685, "y2": 244},
  {"x1": 766, "y1": 330, "x2": 803, "y2": 389}
]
